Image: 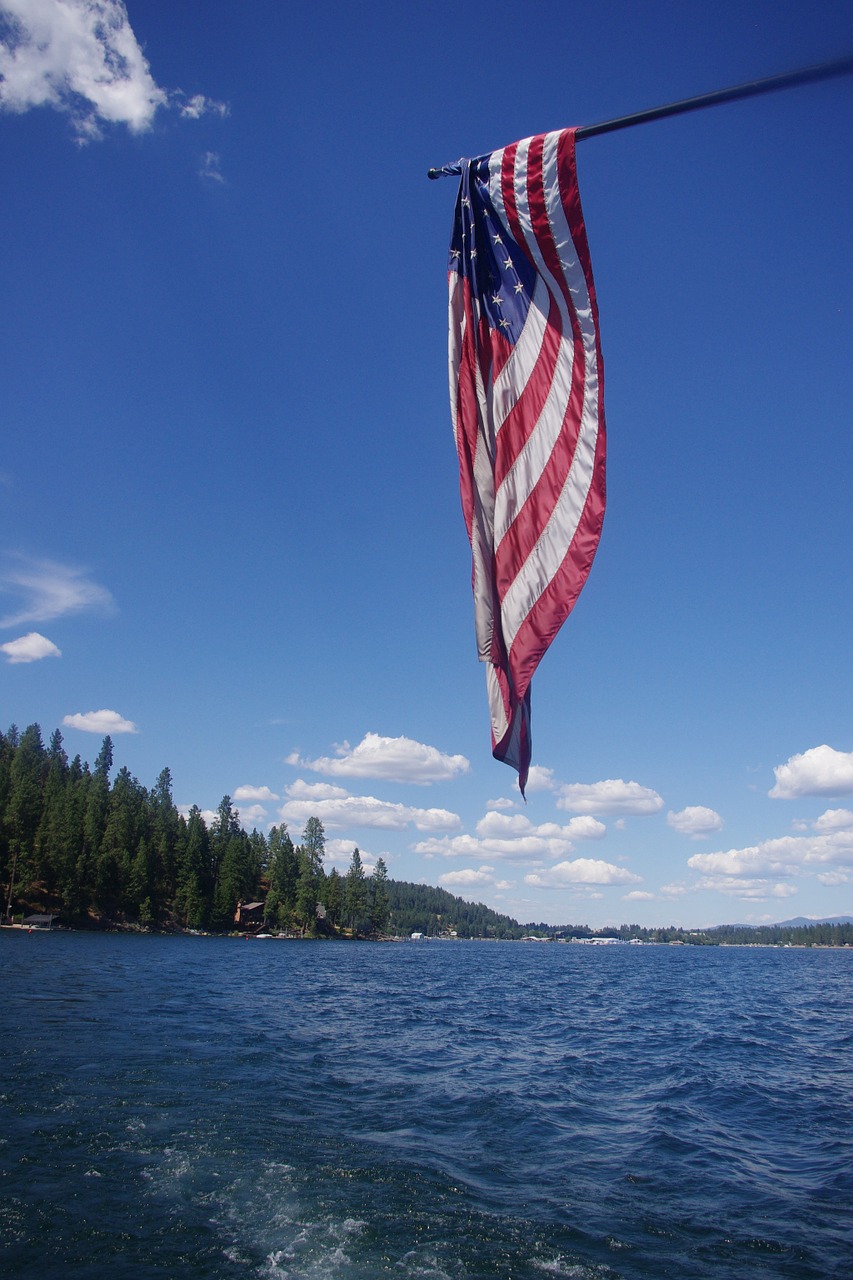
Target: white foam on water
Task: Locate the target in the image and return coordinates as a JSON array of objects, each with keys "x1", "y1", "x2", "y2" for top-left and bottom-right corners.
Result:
[
  {"x1": 395, "y1": 1249, "x2": 456, "y2": 1279},
  {"x1": 533, "y1": 1257, "x2": 613, "y2": 1278}
]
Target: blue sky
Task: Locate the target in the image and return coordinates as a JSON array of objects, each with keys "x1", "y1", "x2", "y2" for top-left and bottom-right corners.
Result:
[{"x1": 2, "y1": 0, "x2": 852, "y2": 928}]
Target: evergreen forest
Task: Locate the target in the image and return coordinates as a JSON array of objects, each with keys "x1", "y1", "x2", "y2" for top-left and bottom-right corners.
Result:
[{"x1": 2, "y1": 723, "x2": 852, "y2": 948}]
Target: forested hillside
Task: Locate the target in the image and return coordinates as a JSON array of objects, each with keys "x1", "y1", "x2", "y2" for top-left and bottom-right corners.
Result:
[
  {"x1": 0, "y1": 722, "x2": 391, "y2": 934},
  {"x1": 3, "y1": 724, "x2": 852, "y2": 947},
  {"x1": 385, "y1": 880, "x2": 524, "y2": 938}
]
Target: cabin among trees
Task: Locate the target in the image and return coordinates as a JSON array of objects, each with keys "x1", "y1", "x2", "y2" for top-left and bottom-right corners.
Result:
[
  {"x1": 4, "y1": 722, "x2": 852, "y2": 948},
  {"x1": 0, "y1": 723, "x2": 394, "y2": 936},
  {"x1": 234, "y1": 901, "x2": 265, "y2": 930}
]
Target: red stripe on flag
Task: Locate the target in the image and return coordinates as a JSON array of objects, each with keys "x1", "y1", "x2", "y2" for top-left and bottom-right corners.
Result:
[
  {"x1": 493, "y1": 294, "x2": 564, "y2": 491},
  {"x1": 508, "y1": 440, "x2": 606, "y2": 699}
]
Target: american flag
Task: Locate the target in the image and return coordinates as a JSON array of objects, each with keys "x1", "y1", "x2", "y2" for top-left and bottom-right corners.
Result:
[{"x1": 447, "y1": 128, "x2": 606, "y2": 795}]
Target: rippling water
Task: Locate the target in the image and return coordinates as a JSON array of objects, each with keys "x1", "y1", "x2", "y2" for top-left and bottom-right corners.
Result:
[{"x1": 1, "y1": 932, "x2": 851, "y2": 1278}]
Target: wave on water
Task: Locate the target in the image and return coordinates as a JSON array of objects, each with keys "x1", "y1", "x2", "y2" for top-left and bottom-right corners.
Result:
[{"x1": 1, "y1": 932, "x2": 852, "y2": 1278}]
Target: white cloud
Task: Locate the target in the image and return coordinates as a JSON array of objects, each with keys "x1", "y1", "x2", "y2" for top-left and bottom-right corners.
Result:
[
  {"x1": 522, "y1": 765, "x2": 556, "y2": 793},
  {"x1": 659, "y1": 882, "x2": 688, "y2": 899},
  {"x1": 178, "y1": 93, "x2": 228, "y2": 121},
  {"x1": 486, "y1": 797, "x2": 516, "y2": 811},
  {"x1": 475, "y1": 812, "x2": 532, "y2": 838},
  {"x1": 63, "y1": 708, "x2": 137, "y2": 734},
  {"x1": 323, "y1": 839, "x2": 381, "y2": 873},
  {"x1": 475, "y1": 811, "x2": 605, "y2": 843},
  {"x1": 285, "y1": 779, "x2": 349, "y2": 801},
  {"x1": 667, "y1": 806, "x2": 723, "y2": 838},
  {"x1": 279, "y1": 787, "x2": 461, "y2": 833},
  {"x1": 287, "y1": 732, "x2": 470, "y2": 784},
  {"x1": 233, "y1": 785, "x2": 279, "y2": 803},
  {"x1": 561, "y1": 815, "x2": 607, "y2": 841},
  {"x1": 524, "y1": 859, "x2": 642, "y2": 889},
  {"x1": 557, "y1": 778, "x2": 664, "y2": 816},
  {"x1": 0, "y1": 631, "x2": 61, "y2": 663},
  {"x1": 0, "y1": 554, "x2": 113, "y2": 628},
  {"x1": 693, "y1": 875, "x2": 799, "y2": 901},
  {"x1": 199, "y1": 150, "x2": 224, "y2": 183},
  {"x1": 234, "y1": 803, "x2": 268, "y2": 830},
  {"x1": 414, "y1": 833, "x2": 545, "y2": 862},
  {"x1": 415, "y1": 809, "x2": 605, "y2": 863},
  {"x1": 817, "y1": 870, "x2": 850, "y2": 886},
  {"x1": 813, "y1": 808, "x2": 853, "y2": 833},
  {"x1": 623, "y1": 890, "x2": 655, "y2": 901},
  {"x1": 769, "y1": 745, "x2": 853, "y2": 800},
  {"x1": 0, "y1": 0, "x2": 166, "y2": 138},
  {"x1": 0, "y1": 1, "x2": 227, "y2": 143},
  {"x1": 440, "y1": 866, "x2": 496, "y2": 888},
  {"x1": 688, "y1": 829, "x2": 853, "y2": 879}
]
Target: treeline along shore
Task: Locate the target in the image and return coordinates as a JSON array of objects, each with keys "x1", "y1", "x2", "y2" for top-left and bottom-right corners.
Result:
[{"x1": 2, "y1": 723, "x2": 852, "y2": 947}]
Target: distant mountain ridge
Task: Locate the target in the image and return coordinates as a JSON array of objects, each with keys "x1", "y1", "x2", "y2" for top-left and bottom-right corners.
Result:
[
  {"x1": 775, "y1": 915, "x2": 853, "y2": 928},
  {"x1": 720, "y1": 915, "x2": 853, "y2": 929}
]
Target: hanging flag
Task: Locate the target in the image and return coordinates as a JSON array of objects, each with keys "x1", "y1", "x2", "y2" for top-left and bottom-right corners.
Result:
[{"x1": 447, "y1": 128, "x2": 606, "y2": 795}]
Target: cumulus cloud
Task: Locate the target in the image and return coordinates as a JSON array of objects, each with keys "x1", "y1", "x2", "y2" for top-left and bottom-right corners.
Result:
[
  {"x1": 623, "y1": 890, "x2": 655, "y2": 901},
  {"x1": 63, "y1": 708, "x2": 137, "y2": 734},
  {"x1": 667, "y1": 806, "x2": 723, "y2": 838},
  {"x1": 813, "y1": 808, "x2": 853, "y2": 833},
  {"x1": 279, "y1": 784, "x2": 460, "y2": 833},
  {"x1": 817, "y1": 870, "x2": 849, "y2": 887},
  {"x1": 693, "y1": 875, "x2": 799, "y2": 901},
  {"x1": 233, "y1": 785, "x2": 279, "y2": 803},
  {"x1": 0, "y1": 0, "x2": 226, "y2": 142},
  {"x1": 557, "y1": 778, "x2": 664, "y2": 816},
  {"x1": 0, "y1": 554, "x2": 113, "y2": 628},
  {"x1": 769, "y1": 745, "x2": 853, "y2": 800},
  {"x1": 522, "y1": 765, "x2": 556, "y2": 793},
  {"x1": 475, "y1": 812, "x2": 531, "y2": 838},
  {"x1": 688, "y1": 829, "x2": 853, "y2": 878},
  {"x1": 524, "y1": 859, "x2": 642, "y2": 889},
  {"x1": 440, "y1": 866, "x2": 497, "y2": 888},
  {"x1": 324, "y1": 839, "x2": 382, "y2": 873},
  {"x1": 659, "y1": 882, "x2": 688, "y2": 899},
  {"x1": 0, "y1": 631, "x2": 61, "y2": 663},
  {"x1": 234, "y1": 803, "x2": 268, "y2": 831},
  {"x1": 286, "y1": 732, "x2": 470, "y2": 785},
  {"x1": 416, "y1": 810, "x2": 605, "y2": 864},
  {"x1": 285, "y1": 779, "x2": 349, "y2": 801},
  {"x1": 476, "y1": 810, "x2": 605, "y2": 842},
  {"x1": 486, "y1": 797, "x2": 516, "y2": 811}
]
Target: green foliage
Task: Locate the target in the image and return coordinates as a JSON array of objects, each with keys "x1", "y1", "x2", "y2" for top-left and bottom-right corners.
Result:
[
  {"x1": 5, "y1": 720, "x2": 853, "y2": 951},
  {"x1": 324, "y1": 866, "x2": 343, "y2": 928},
  {"x1": 0, "y1": 723, "x2": 268, "y2": 930},
  {"x1": 368, "y1": 857, "x2": 390, "y2": 935},
  {"x1": 344, "y1": 847, "x2": 368, "y2": 933},
  {"x1": 266, "y1": 824, "x2": 298, "y2": 928},
  {"x1": 385, "y1": 879, "x2": 523, "y2": 938}
]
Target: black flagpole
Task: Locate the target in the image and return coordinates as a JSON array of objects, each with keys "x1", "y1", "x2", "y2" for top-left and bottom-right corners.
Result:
[{"x1": 427, "y1": 54, "x2": 853, "y2": 178}]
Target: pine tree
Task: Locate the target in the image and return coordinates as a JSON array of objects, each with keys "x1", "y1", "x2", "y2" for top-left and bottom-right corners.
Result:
[
  {"x1": 266, "y1": 824, "x2": 298, "y2": 928},
  {"x1": 174, "y1": 805, "x2": 210, "y2": 929},
  {"x1": 369, "y1": 856, "x2": 390, "y2": 935},
  {"x1": 344, "y1": 846, "x2": 367, "y2": 934},
  {"x1": 324, "y1": 866, "x2": 343, "y2": 928},
  {"x1": 294, "y1": 847, "x2": 318, "y2": 934},
  {"x1": 7, "y1": 723, "x2": 47, "y2": 899}
]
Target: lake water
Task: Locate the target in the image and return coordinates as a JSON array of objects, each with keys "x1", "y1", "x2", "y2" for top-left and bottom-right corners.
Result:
[{"x1": 1, "y1": 932, "x2": 851, "y2": 1278}]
